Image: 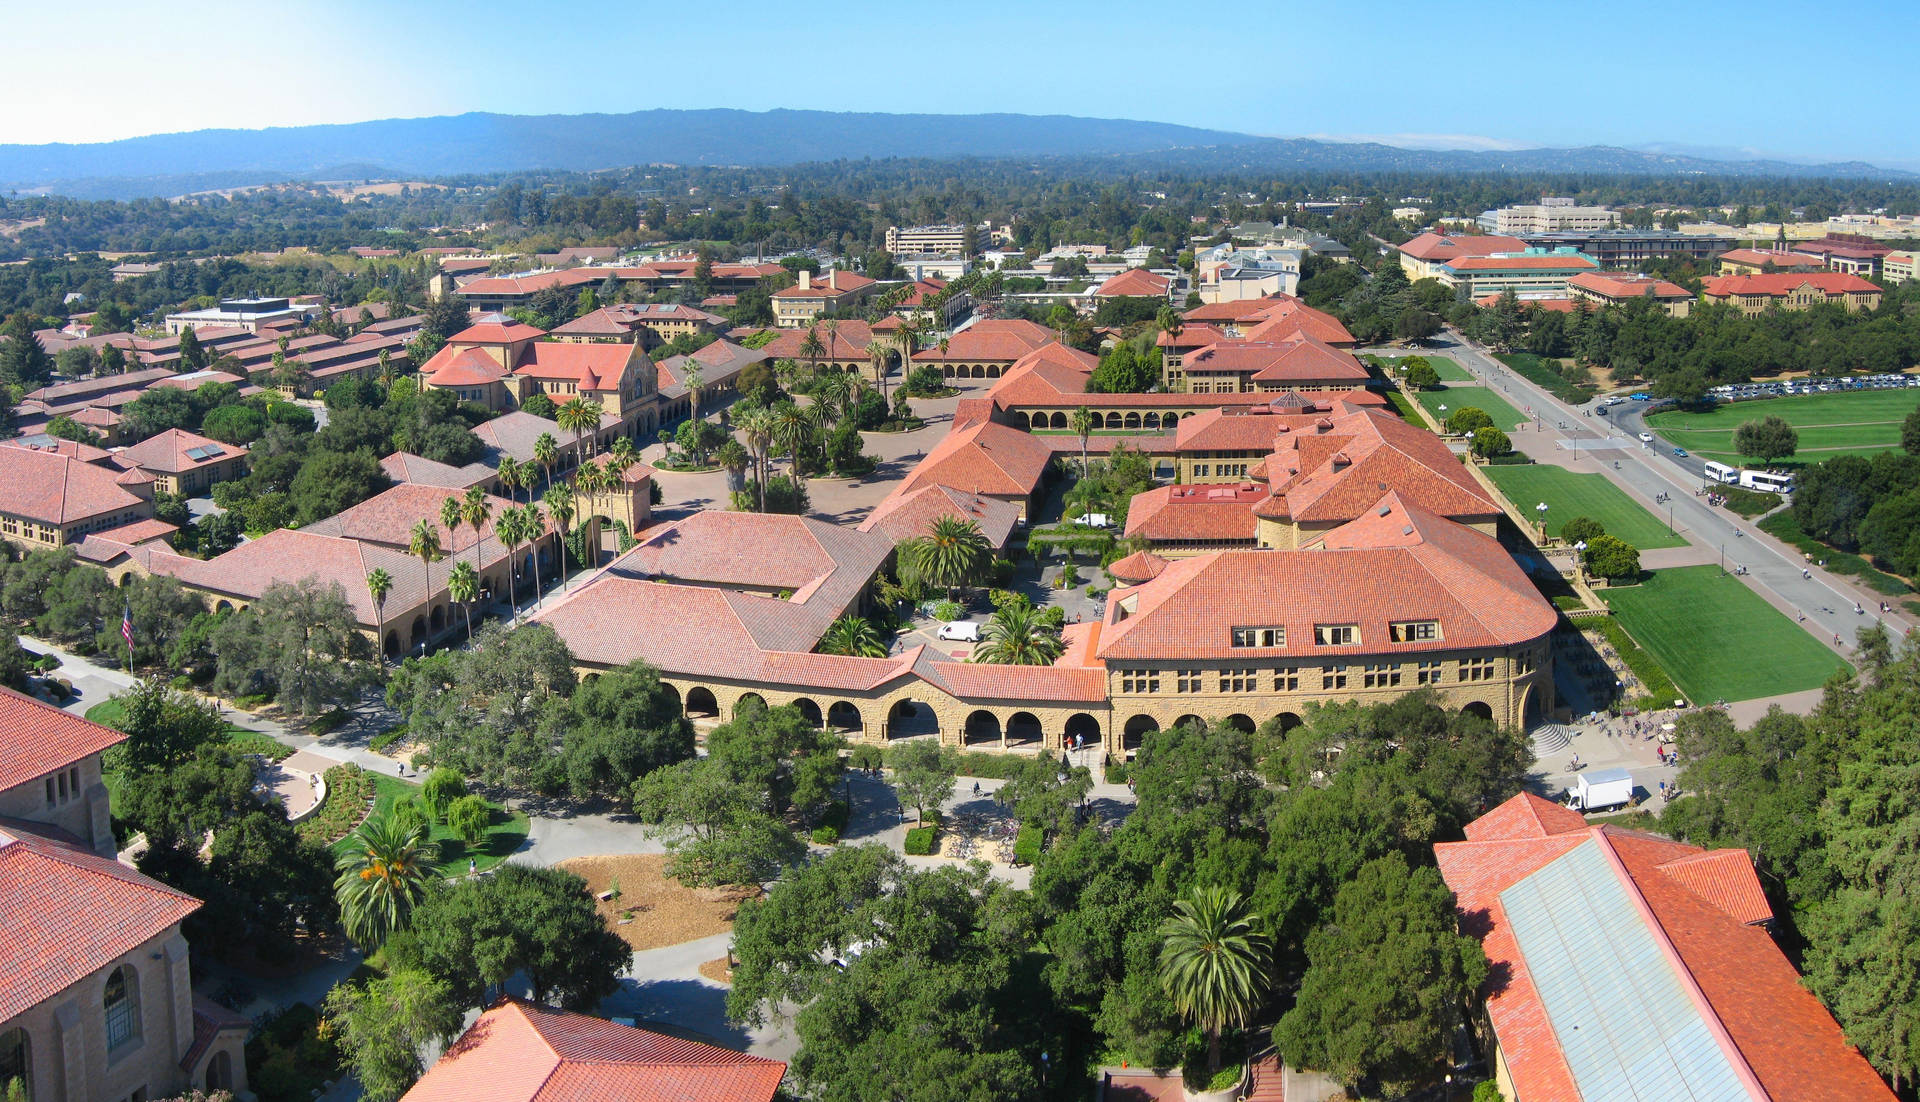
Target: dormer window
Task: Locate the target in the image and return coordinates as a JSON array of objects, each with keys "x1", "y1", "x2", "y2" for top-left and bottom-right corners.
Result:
[
  {"x1": 1314, "y1": 624, "x2": 1358, "y2": 646},
  {"x1": 1390, "y1": 620, "x2": 1440, "y2": 643},
  {"x1": 1231, "y1": 626, "x2": 1287, "y2": 648}
]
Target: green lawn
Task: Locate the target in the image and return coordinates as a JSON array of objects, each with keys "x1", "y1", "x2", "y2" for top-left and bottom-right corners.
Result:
[
  {"x1": 1481, "y1": 465, "x2": 1685, "y2": 549},
  {"x1": 331, "y1": 772, "x2": 530, "y2": 878},
  {"x1": 1646, "y1": 389, "x2": 1920, "y2": 465},
  {"x1": 1603, "y1": 566, "x2": 1851, "y2": 703},
  {"x1": 1379, "y1": 354, "x2": 1474, "y2": 382},
  {"x1": 1415, "y1": 385, "x2": 1528, "y2": 433}
]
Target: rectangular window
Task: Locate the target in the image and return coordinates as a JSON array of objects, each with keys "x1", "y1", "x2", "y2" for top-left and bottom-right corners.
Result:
[
  {"x1": 1221, "y1": 668, "x2": 1258, "y2": 692},
  {"x1": 1390, "y1": 620, "x2": 1440, "y2": 643},
  {"x1": 1231, "y1": 626, "x2": 1286, "y2": 648},
  {"x1": 1459, "y1": 657, "x2": 1496, "y2": 682},
  {"x1": 1416, "y1": 659, "x2": 1445, "y2": 685},
  {"x1": 1363, "y1": 663, "x2": 1402, "y2": 689},
  {"x1": 1176, "y1": 669, "x2": 1205, "y2": 693},
  {"x1": 57, "y1": 771, "x2": 67, "y2": 800},
  {"x1": 70, "y1": 766, "x2": 80, "y2": 795},
  {"x1": 1274, "y1": 668, "x2": 1300, "y2": 691},
  {"x1": 1320, "y1": 665, "x2": 1348, "y2": 690},
  {"x1": 46, "y1": 776, "x2": 56, "y2": 805},
  {"x1": 1120, "y1": 669, "x2": 1160, "y2": 694},
  {"x1": 1315, "y1": 624, "x2": 1358, "y2": 646},
  {"x1": 1517, "y1": 650, "x2": 1535, "y2": 674}
]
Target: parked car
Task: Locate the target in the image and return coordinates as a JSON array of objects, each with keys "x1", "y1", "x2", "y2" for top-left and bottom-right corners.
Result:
[
  {"x1": 1673, "y1": 447, "x2": 1688, "y2": 457},
  {"x1": 935, "y1": 621, "x2": 980, "y2": 642},
  {"x1": 1630, "y1": 392, "x2": 1652, "y2": 401}
]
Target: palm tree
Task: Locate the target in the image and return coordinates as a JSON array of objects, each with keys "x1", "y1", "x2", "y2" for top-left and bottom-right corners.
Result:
[
  {"x1": 867, "y1": 342, "x2": 892, "y2": 402},
  {"x1": 460, "y1": 485, "x2": 492, "y2": 566},
  {"x1": 365, "y1": 567, "x2": 393, "y2": 663},
  {"x1": 716, "y1": 438, "x2": 750, "y2": 494},
  {"x1": 797, "y1": 327, "x2": 826, "y2": 376},
  {"x1": 685, "y1": 364, "x2": 706, "y2": 423},
  {"x1": 496, "y1": 455, "x2": 523, "y2": 504},
  {"x1": 334, "y1": 814, "x2": 439, "y2": 948},
  {"x1": 533, "y1": 432, "x2": 559, "y2": 494},
  {"x1": 408, "y1": 519, "x2": 443, "y2": 640},
  {"x1": 494, "y1": 506, "x2": 526, "y2": 619},
  {"x1": 974, "y1": 603, "x2": 1065, "y2": 665},
  {"x1": 736, "y1": 408, "x2": 774, "y2": 512},
  {"x1": 819, "y1": 615, "x2": 887, "y2": 657},
  {"x1": 1070, "y1": 405, "x2": 1097, "y2": 478},
  {"x1": 556, "y1": 397, "x2": 602, "y2": 471},
  {"x1": 439, "y1": 495, "x2": 464, "y2": 561},
  {"x1": 899, "y1": 516, "x2": 992, "y2": 601},
  {"x1": 823, "y1": 320, "x2": 841, "y2": 371},
  {"x1": 770, "y1": 401, "x2": 817, "y2": 489},
  {"x1": 1158, "y1": 886, "x2": 1272, "y2": 1077},
  {"x1": 447, "y1": 560, "x2": 480, "y2": 640},
  {"x1": 523, "y1": 504, "x2": 548, "y2": 603},
  {"x1": 813, "y1": 369, "x2": 849, "y2": 428},
  {"x1": 608, "y1": 435, "x2": 640, "y2": 473},
  {"x1": 546, "y1": 484, "x2": 577, "y2": 590}
]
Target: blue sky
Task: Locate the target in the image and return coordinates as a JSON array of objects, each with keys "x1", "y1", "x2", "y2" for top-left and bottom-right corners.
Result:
[{"x1": 10, "y1": 0, "x2": 1919, "y2": 167}]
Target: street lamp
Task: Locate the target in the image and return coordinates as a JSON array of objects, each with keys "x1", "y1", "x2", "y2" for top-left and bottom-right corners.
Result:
[{"x1": 1536, "y1": 501, "x2": 1549, "y2": 539}]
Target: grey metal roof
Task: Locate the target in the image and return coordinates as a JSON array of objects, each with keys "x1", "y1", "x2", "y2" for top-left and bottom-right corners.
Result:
[{"x1": 1500, "y1": 839, "x2": 1759, "y2": 1102}]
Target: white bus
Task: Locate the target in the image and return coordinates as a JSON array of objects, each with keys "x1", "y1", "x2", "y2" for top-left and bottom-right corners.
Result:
[
  {"x1": 1740, "y1": 469, "x2": 1794, "y2": 494},
  {"x1": 1703, "y1": 460, "x2": 1740, "y2": 484}
]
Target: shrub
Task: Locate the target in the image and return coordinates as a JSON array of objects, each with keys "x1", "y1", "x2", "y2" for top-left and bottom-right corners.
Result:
[
  {"x1": 369, "y1": 723, "x2": 408, "y2": 752},
  {"x1": 903, "y1": 826, "x2": 936, "y2": 855},
  {"x1": 309, "y1": 708, "x2": 349, "y2": 735},
  {"x1": 1013, "y1": 822, "x2": 1043, "y2": 866},
  {"x1": 847, "y1": 745, "x2": 885, "y2": 771},
  {"x1": 812, "y1": 825, "x2": 840, "y2": 845},
  {"x1": 819, "y1": 799, "x2": 851, "y2": 833},
  {"x1": 445, "y1": 794, "x2": 492, "y2": 845},
  {"x1": 421, "y1": 767, "x2": 467, "y2": 820},
  {"x1": 945, "y1": 750, "x2": 1031, "y2": 780},
  {"x1": 295, "y1": 764, "x2": 374, "y2": 844},
  {"x1": 1105, "y1": 759, "x2": 1132, "y2": 785},
  {"x1": 932, "y1": 600, "x2": 965, "y2": 622}
]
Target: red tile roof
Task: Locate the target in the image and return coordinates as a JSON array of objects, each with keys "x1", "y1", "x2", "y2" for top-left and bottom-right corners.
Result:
[
  {"x1": 771, "y1": 269, "x2": 878, "y2": 299},
  {"x1": 114, "y1": 428, "x2": 247, "y2": 475},
  {"x1": 1181, "y1": 298, "x2": 1290, "y2": 324},
  {"x1": 512, "y1": 342, "x2": 647, "y2": 392},
  {"x1": 1095, "y1": 267, "x2": 1171, "y2": 298},
  {"x1": 470, "y1": 411, "x2": 599, "y2": 464},
  {"x1": 1702, "y1": 272, "x2": 1881, "y2": 297},
  {"x1": 1716, "y1": 248, "x2": 1825, "y2": 270},
  {"x1": 0, "y1": 817, "x2": 200, "y2": 1021},
  {"x1": 859, "y1": 483, "x2": 1024, "y2": 549},
  {"x1": 1475, "y1": 294, "x2": 1579, "y2": 312},
  {"x1": 1106, "y1": 550, "x2": 1170, "y2": 584},
  {"x1": 1182, "y1": 336, "x2": 1370, "y2": 386},
  {"x1": 0, "y1": 444, "x2": 151, "y2": 524},
  {"x1": 1566, "y1": 272, "x2": 1692, "y2": 300},
  {"x1": 1238, "y1": 298, "x2": 1357, "y2": 346},
  {"x1": 1099, "y1": 497, "x2": 1555, "y2": 661},
  {"x1": 911, "y1": 318, "x2": 1056, "y2": 363},
  {"x1": 1, "y1": 436, "x2": 113, "y2": 463},
  {"x1": 1253, "y1": 408, "x2": 1496, "y2": 526},
  {"x1": 1398, "y1": 232, "x2": 1528, "y2": 262},
  {"x1": 1437, "y1": 795, "x2": 1897, "y2": 1102},
  {"x1": 423, "y1": 345, "x2": 510, "y2": 388},
  {"x1": 756, "y1": 320, "x2": 877, "y2": 362},
  {"x1": 451, "y1": 317, "x2": 548, "y2": 344},
  {"x1": 1124, "y1": 484, "x2": 1263, "y2": 542},
  {"x1": 302, "y1": 483, "x2": 514, "y2": 553},
  {"x1": 401, "y1": 999, "x2": 785, "y2": 1102},
  {"x1": 380, "y1": 451, "x2": 497, "y2": 491},
  {"x1": 0, "y1": 687, "x2": 127, "y2": 793},
  {"x1": 893, "y1": 417, "x2": 1057, "y2": 500}
]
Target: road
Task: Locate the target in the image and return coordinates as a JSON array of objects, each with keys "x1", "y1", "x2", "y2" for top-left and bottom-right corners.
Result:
[{"x1": 1412, "y1": 331, "x2": 1908, "y2": 658}]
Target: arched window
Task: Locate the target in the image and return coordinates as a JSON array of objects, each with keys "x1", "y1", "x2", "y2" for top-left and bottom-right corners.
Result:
[
  {"x1": 0, "y1": 1027, "x2": 28, "y2": 1100},
  {"x1": 103, "y1": 965, "x2": 139, "y2": 1052}
]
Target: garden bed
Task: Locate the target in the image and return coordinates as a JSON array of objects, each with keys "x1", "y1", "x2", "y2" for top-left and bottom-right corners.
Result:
[{"x1": 296, "y1": 763, "x2": 375, "y2": 844}]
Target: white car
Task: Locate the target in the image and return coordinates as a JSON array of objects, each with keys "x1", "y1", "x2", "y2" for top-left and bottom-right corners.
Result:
[
  {"x1": 935, "y1": 621, "x2": 980, "y2": 642},
  {"x1": 1638, "y1": 432, "x2": 1654, "y2": 442}
]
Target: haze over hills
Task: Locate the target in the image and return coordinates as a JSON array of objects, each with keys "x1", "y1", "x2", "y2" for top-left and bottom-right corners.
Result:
[{"x1": 0, "y1": 107, "x2": 1909, "y2": 200}]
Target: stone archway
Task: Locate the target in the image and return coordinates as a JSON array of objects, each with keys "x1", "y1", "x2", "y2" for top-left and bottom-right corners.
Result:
[
  {"x1": 1006, "y1": 711, "x2": 1043, "y2": 748},
  {"x1": 1272, "y1": 711, "x2": 1305, "y2": 733},
  {"x1": 383, "y1": 630, "x2": 400, "y2": 660},
  {"x1": 1123, "y1": 412, "x2": 1141, "y2": 429},
  {"x1": 685, "y1": 686, "x2": 720, "y2": 718},
  {"x1": 828, "y1": 701, "x2": 864, "y2": 736},
  {"x1": 409, "y1": 615, "x2": 427, "y2": 651},
  {"x1": 660, "y1": 682, "x2": 681, "y2": 710},
  {"x1": 1222, "y1": 713, "x2": 1256, "y2": 733},
  {"x1": 886, "y1": 699, "x2": 939, "y2": 741},
  {"x1": 1173, "y1": 713, "x2": 1205, "y2": 732},
  {"x1": 1122, "y1": 714, "x2": 1158, "y2": 757},
  {"x1": 1462, "y1": 701, "x2": 1495, "y2": 722},
  {"x1": 735, "y1": 692, "x2": 767, "y2": 718},
  {"x1": 794, "y1": 698, "x2": 824, "y2": 727},
  {"x1": 1065, "y1": 712, "x2": 1102, "y2": 750},
  {"x1": 963, "y1": 710, "x2": 1002, "y2": 747},
  {"x1": 1050, "y1": 411, "x2": 1067, "y2": 429},
  {"x1": 430, "y1": 605, "x2": 446, "y2": 633}
]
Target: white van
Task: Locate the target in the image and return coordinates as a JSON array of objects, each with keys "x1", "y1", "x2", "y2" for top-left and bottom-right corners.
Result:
[
  {"x1": 935, "y1": 621, "x2": 980, "y2": 642},
  {"x1": 1703, "y1": 460, "x2": 1740, "y2": 484}
]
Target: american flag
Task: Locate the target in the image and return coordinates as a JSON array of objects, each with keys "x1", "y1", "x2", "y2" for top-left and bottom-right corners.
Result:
[{"x1": 121, "y1": 604, "x2": 134, "y2": 648}]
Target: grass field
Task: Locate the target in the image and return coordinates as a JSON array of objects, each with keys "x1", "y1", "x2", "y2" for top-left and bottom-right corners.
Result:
[
  {"x1": 1379, "y1": 354, "x2": 1474, "y2": 382},
  {"x1": 334, "y1": 773, "x2": 530, "y2": 878},
  {"x1": 1415, "y1": 384, "x2": 1528, "y2": 433},
  {"x1": 1645, "y1": 389, "x2": 1920, "y2": 465},
  {"x1": 1482, "y1": 466, "x2": 1685, "y2": 549},
  {"x1": 1603, "y1": 565, "x2": 1851, "y2": 702}
]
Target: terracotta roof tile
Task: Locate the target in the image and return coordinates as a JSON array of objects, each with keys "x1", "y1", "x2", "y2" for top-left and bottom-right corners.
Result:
[
  {"x1": 859, "y1": 483, "x2": 1023, "y2": 549},
  {"x1": 114, "y1": 428, "x2": 247, "y2": 475},
  {"x1": 911, "y1": 319, "x2": 1055, "y2": 363},
  {"x1": 380, "y1": 451, "x2": 497, "y2": 491},
  {"x1": 1398, "y1": 232, "x2": 1528, "y2": 261},
  {"x1": 1124, "y1": 484, "x2": 1263, "y2": 542},
  {"x1": 1442, "y1": 254, "x2": 1600, "y2": 272},
  {"x1": 0, "y1": 445, "x2": 150, "y2": 524},
  {"x1": 893, "y1": 418, "x2": 1056, "y2": 500},
  {"x1": 1702, "y1": 272, "x2": 1881, "y2": 297},
  {"x1": 1566, "y1": 272, "x2": 1692, "y2": 300},
  {"x1": 757, "y1": 320, "x2": 877, "y2": 362},
  {"x1": 0, "y1": 818, "x2": 200, "y2": 1022},
  {"x1": 1095, "y1": 268, "x2": 1171, "y2": 297},
  {"x1": 0, "y1": 687, "x2": 127, "y2": 792},
  {"x1": 1716, "y1": 248, "x2": 1825, "y2": 270}
]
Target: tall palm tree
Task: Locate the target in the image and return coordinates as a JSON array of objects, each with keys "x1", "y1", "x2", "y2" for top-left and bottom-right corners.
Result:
[
  {"x1": 408, "y1": 519, "x2": 443, "y2": 641},
  {"x1": 447, "y1": 560, "x2": 480, "y2": 640},
  {"x1": 974, "y1": 603, "x2": 1066, "y2": 665},
  {"x1": 736, "y1": 408, "x2": 774, "y2": 512},
  {"x1": 460, "y1": 485, "x2": 492, "y2": 566},
  {"x1": 1070, "y1": 405, "x2": 1097, "y2": 478},
  {"x1": 608, "y1": 435, "x2": 640, "y2": 473},
  {"x1": 546, "y1": 484, "x2": 577, "y2": 590},
  {"x1": 899, "y1": 516, "x2": 991, "y2": 601},
  {"x1": 797, "y1": 327, "x2": 826, "y2": 376},
  {"x1": 533, "y1": 432, "x2": 559, "y2": 494},
  {"x1": 770, "y1": 401, "x2": 817, "y2": 489},
  {"x1": 365, "y1": 567, "x2": 393, "y2": 663},
  {"x1": 523, "y1": 504, "x2": 548, "y2": 603},
  {"x1": 684, "y1": 364, "x2": 706, "y2": 423},
  {"x1": 1158, "y1": 886, "x2": 1272, "y2": 1077},
  {"x1": 716, "y1": 438, "x2": 750, "y2": 494},
  {"x1": 556, "y1": 397, "x2": 603, "y2": 471},
  {"x1": 867, "y1": 342, "x2": 892, "y2": 403},
  {"x1": 823, "y1": 319, "x2": 840, "y2": 371},
  {"x1": 439, "y1": 495, "x2": 464, "y2": 561},
  {"x1": 819, "y1": 615, "x2": 887, "y2": 657},
  {"x1": 494, "y1": 506, "x2": 526, "y2": 620},
  {"x1": 813, "y1": 370, "x2": 849, "y2": 429},
  {"x1": 496, "y1": 455, "x2": 523, "y2": 504},
  {"x1": 334, "y1": 814, "x2": 439, "y2": 948}
]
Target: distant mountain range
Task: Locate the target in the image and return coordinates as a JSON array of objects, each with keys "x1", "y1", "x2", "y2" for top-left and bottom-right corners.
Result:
[{"x1": 0, "y1": 108, "x2": 1910, "y2": 200}]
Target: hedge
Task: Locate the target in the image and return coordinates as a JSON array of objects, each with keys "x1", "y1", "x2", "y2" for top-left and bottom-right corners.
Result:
[
  {"x1": 1758, "y1": 512, "x2": 1912, "y2": 597},
  {"x1": 812, "y1": 825, "x2": 840, "y2": 845},
  {"x1": 1013, "y1": 823, "x2": 1042, "y2": 866},
  {"x1": 1589, "y1": 615, "x2": 1682, "y2": 710},
  {"x1": 904, "y1": 826, "x2": 936, "y2": 856},
  {"x1": 1496, "y1": 352, "x2": 1595, "y2": 406},
  {"x1": 943, "y1": 750, "x2": 1032, "y2": 780}
]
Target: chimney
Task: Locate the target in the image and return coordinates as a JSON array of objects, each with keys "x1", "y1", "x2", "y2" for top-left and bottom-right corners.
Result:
[
  {"x1": 798, "y1": 270, "x2": 811, "y2": 290},
  {"x1": 827, "y1": 269, "x2": 842, "y2": 291}
]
